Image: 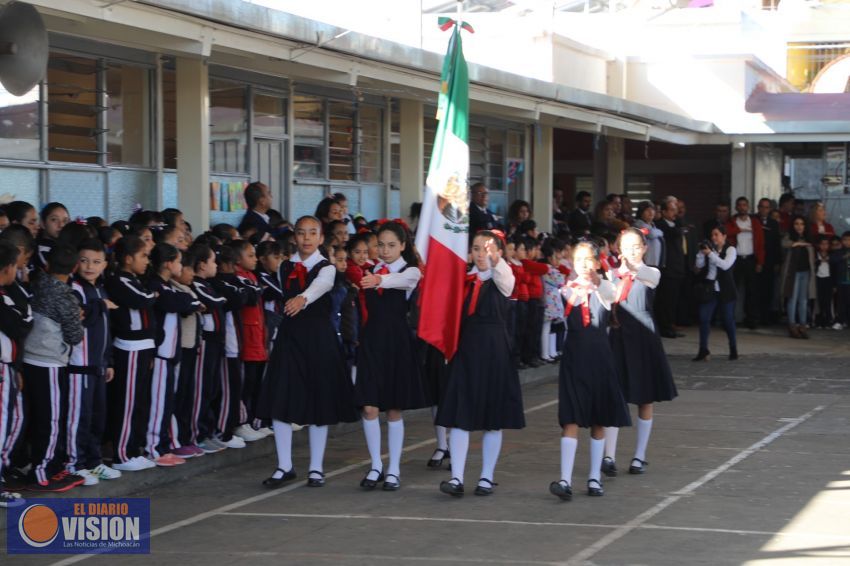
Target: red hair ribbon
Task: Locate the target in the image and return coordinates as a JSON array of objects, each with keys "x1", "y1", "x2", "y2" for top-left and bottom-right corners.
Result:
[
  {"x1": 375, "y1": 218, "x2": 389, "y2": 227},
  {"x1": 357, "y1": 227, "x2": 372, "y2": 235},
  {"x1": 638, "y1": 227, "x2": 650, "y2": 237},
  {"x1": 375, "y1": 264, "x2": 389, "y2": 295},
  {"x1": 465, "y1": 273, "x2": 483, "y2": 316},
  {"x1": 391, "y1": 218, "x2": 411, "y2": 232},
  {"x1": 564, "y1": 280, "x2": 592, "y2": 327},
  {"x1": 286, "y1": 262, "x2": 307, "y2": 290}
]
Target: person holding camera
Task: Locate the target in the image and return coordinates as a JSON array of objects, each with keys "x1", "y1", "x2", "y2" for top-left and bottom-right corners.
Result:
[{"x1": 694, "y1": 226, "x2": 738, "y2": 361}]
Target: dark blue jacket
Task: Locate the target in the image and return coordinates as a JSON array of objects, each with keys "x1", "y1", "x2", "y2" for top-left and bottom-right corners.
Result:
[{"x1": 68, "y1": 275, "x2": 111, "y2": 375}]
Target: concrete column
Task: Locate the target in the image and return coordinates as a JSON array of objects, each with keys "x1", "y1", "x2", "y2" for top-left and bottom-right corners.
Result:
[
  {"x1": 532, "y1": 124, "x2": 553, "y2": 232},
  {"x1": 730, "y1": 143, "x2": 754, "y2": 204},
  {"x1": 592, "y1": 134, "x2": 608, "y2": 205},
  {"x1": 399, "y1": 99, "x2": 424, "y2": 218},
  {"x1": 176, "y1": 57, "x2": 210, "y2": 232},
  {"x1": 606, "y1": 136, "x2": 625, "y2": 195}
]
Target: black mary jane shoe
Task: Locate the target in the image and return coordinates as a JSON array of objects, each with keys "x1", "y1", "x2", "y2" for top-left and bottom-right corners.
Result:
[
  {"x1": 382, "y1": 474, "x2": 401, "y2": 492},
  {"x1": 262, "y1": 468, "x2": 297, "y2": 489},
  {"x1": 306, "y1": 470, "x2": 326, "y2": 487},
  {"x1": 628, "y1": 458, "x2": 648, "y2": 475},
  {"x1": 427, "y1": 448, "x2": 450, "y2": 469},
  {"x1": 549, "y1": 480, "x2": 572, "y2": 501},
  {"x1": 360, "y1": 469, "x2": 384, "y2": 490},
  {"x1": 587, "y1": 479, "x2": 604, "y2": 497},
  {"x1": 601, "y1": 456, "x2": 618, "y2": 478},
  {"x1": 473, "y1": 478, "x2": 497, "y2": 496},
  {"x1": 439, "y1": 478, "x2": 464, "y2": 497}
]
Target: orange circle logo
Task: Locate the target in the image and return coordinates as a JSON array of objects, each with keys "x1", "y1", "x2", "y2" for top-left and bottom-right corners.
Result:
[{"x1": 18, "y1": 504, "x2": 59, "y2": 547}]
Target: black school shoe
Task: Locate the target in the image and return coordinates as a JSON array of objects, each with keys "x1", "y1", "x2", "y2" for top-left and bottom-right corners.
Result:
[
  {"x1": 262, "y1": 468, "x2": 297, "y2": 488},
  {"x1": 473, "y1": 478, "x2": 497, "y2": 496},
  {"x1": 587, "y1": 479, "x2": 604, "y2": 496},
  {"x1": 629, "y1": 458, "x2": 648, "y2": 475},
  {"x1": 601, "y1": 456, "x2": 618, "y2": 477},
  {"x1": 360, "y1": 469, "x2": 384, "y2": 490},
  {"x1": 549, "y1": 480, "x2": 572, "y2": 501},
  {"x1": 306, "y1": 470, "x2": 325, "y2": 487},
  {"x1": 439, "y1": 479, "x2": 464, "y2": 497},
  {"x1": 427, "y1": 448, "x2": 450, "y2": 469},
  {"x1": 382, "y1": 474, "x2": 400, "y2": 491}
]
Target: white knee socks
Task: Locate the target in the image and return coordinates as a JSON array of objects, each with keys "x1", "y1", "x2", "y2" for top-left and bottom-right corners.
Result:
[
  {"x1": 541, "y1": 320, "x2": 552, "y2": 360},
  {"x1": 387, "y1": 419, "x2": 404, "y2": 477},
  {"x1": 560, "y1": 437, "x2": 577, "y2": 486},
  {"x1": 432, "y1": 406, "x2": 448, "y2": 451},
  {"x1": 634, "y1": 418, "x2": 653, "y2": 462},
  {"x1": 272, "y1": 420, "x2": 293, "y2": 478},
  {"x1": 589, "y1": 437, "x2": 604, "y2": 483},
  {"x1": 480, "y1": 430, "x2": 502, "y2": 484},
  {"x1": 449, "y1": 428, "x2": 470, "y2": 484},
  {"x1": 604, "y1": 427, "x2": 619, "y2": 460},
  {"x1": 362, "y1": 417, "x2": 382, "y2": 475},
  {"x1": 308, "y1": 425, "x2": 328, "y2": 477},
  {"x1": 549, "y1": 332, "x2": 558, "y2": 357}
]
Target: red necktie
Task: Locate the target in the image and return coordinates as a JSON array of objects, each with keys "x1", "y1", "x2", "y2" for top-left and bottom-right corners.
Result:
[
  {"x1": 375, "y1": 265, "x2": 390, "y2": 296},
  {"x1": 564, "y1": 281, "x2": 591, "y2": 327},
  {"x1": 287, "y1": 262, "x2": 307, "y2": 290},
  {"x1": 465, "y1": 274, "x2": 483, "y2": 316},
  {"x1": 616, "y1": 268, "x2": 635, "y2": 304}
]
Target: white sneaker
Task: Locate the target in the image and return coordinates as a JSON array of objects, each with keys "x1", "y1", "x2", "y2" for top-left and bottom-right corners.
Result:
[
  {"x1": 75, "y1": 469, "x2": 100, "y2": 486},
  {"x1": 218, "y1": 435, "x2": 246, "y2": 449},
  {"x1": 234, "y1": 424, "x2": 266, "y2": 442},
  {"x1": 91, "y1": 464, "x2": 122, "y2": 480},
  {"x1": 832, "y1": 322, "x2": 844, "y2": 330},
  {"x1": 291, "y1": 423, "x2": 304, "y2": 432},
  {"x1": 260, "y1": 427, "x2": 274, "y2": 438},
  {"x1": 113, "y1": 457, "x2": 150, "y2": 472}
]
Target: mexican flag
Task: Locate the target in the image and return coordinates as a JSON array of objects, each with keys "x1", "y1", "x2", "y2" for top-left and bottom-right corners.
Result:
[{"x1": 415, "y1": 22, "x2": 470, "y2": 361}]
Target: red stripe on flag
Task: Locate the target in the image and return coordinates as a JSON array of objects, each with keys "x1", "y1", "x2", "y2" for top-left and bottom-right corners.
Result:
[{"x1": 417, "y1": 237, "x2": 467, "y2": 361}]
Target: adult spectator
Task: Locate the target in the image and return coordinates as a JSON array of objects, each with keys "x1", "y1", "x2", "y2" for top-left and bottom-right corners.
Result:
[
  {"x1": 694, "y1": 225, "x2": 738, "y2": 361},
  {"x1": 468, "y1": 182, "x2": 502, "y2": 240},
  {"x1": 507, "y1": 199, "x2": 532, "y2": 237},
  {"x1": 634, "y1": 201, "x2": 663, "y2": 267},
  {"x1": 238, "y1": 181, "x2": 273, "y2": 238},
  {"x1": 567, "y1": 190, "x2": 593, "y2": 236},
  {"x1": 677, "y1": 198, "x2": 699, "y2": 327},
  {"x1": 777, "y1": 193, "x2": 795, "y2": 233},
  {"x1": 591, "y1": 200, "x2": 626, "y2": 239},
  {"x1": 606, "y1": 193, "x2": 623, "y2": 218},
  {"x1": 656, "y1": 196, "x2": 687, "y2": 338},
  {"x1": 756, "y1": 198, "x2": 782, "y2": 324},
  {"x1": 809, "y1": 201, "x2": 835, "y2": 240},
  {"x1": 781, "y1": 215, "x2": 816, "y2": 339},
  {"x1": 619, "y1": 194, "x2": 635, "y2": 225},
  {"x1": 702, "y1": 202, "x2": 731, "y2": 239},
  {"x1": 725, "y1": 197, "x2": 765, "y2": 329}
]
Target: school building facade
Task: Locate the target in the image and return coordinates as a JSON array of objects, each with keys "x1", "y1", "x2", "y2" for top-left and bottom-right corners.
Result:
[{"x1": 2, "y1": 0, "x2": 850, "y2": 231}]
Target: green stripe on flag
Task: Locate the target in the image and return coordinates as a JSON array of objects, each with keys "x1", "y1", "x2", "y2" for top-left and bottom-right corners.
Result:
[{"x1": 430, "y1": 26, "x2": 469, "y2": 176}]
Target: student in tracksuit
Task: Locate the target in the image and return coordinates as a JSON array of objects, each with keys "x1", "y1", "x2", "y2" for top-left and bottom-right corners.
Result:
[
  {"x1": 190, "y1": 243, "x2": 229, "y2": 453},
  {"x1": 146, "y1": 243, "x2": 203, "y2": 466},
  {"x1": 65, "y1": 239, "x2": 121, "y2": 486},
  {"x1": 105, "y1": 235, "x2": 158, "y2": 472},
  {"x1": 0, "y1": 241, "x2": 33, "y2": 507}
]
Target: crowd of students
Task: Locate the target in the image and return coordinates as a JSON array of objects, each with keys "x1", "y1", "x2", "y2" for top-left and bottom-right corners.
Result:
[{"x1": 0, "y1": 184, "x2": 695, "y2": 508}]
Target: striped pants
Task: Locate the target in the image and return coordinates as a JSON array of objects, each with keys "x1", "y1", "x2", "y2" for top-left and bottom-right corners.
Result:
[
  {"x1": 65, "y1": 372, "x2": 107, "y2": 472},
  {"x1": 0, "y1": 365, "x2": 24, "y2": 477},
  {"x1": 108, "y1": 349, "x2": 154, "y2": 464},
  {"x1": 171, "y1": 348, "x2": 198, "y2": 448},
  {"x1": 145, "y1": 357, "x2": 178, "y2": 459},
  {"x1": 217, "y1": 357, "x2": 243, "y2": 441},
  {"x1": 22, "y1": 364, "x2": 65, "y2": 485},
  {"x1": 194, "y1": 340, "x2": 222, "y2": 443}
]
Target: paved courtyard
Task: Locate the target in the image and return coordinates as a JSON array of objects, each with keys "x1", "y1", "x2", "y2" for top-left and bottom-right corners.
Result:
[{"x1": 4, "y1": 327, "x2": 850, "y2": 565}]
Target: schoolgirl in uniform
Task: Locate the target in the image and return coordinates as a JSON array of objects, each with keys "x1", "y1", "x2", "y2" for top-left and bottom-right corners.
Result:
[
  {"x1": 355, "y1": 221, "x2": 425, "y2": 491},
  {"x1": 105, "y1": 236, "x2": 158, "y2": 472},
  {"x1": 605, "y1": 227, "x2": 677, "y2": 477},
  {"x1": 190, "y1": 243, "x2": 229, "y2": 453},
  {"x1": 230, "y1": 240, "x2": 268, "y2": 442},
  {"x1": 146, "y1": 243, "x2": 203, "y2": 466},
  {"x1": 540, "y1": 239, "x2": 567, "y2": 363},
  {"x1": 258, "y1": 216, "x2": 357, "y2": 489},
  {"x1": 35, "y1": 202, "x2": 70, "y2": 269},
  {"x1": 437, "y1": 230, "x2": 524, "y2": 497},
  {"x1": 169, "y1": 247, "x2": 207, "y2": 457},
  {"x1": 256, "y1": 240, "x2": 284, "y2": 353},
  {"x1": 549, "y1": 241, "x2": 631, "y2": 501}
]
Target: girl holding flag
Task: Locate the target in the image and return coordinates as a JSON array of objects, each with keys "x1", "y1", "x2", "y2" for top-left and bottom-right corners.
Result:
[
  {"x1": 549, "y1": 241, "x2": 630, "y2": 501},
  {"x1": 436, "y1": 230, "x2": 524, "y2": 498},
  {"x1": 354, "y1": 221, "x2": 426, "y2": 492}
]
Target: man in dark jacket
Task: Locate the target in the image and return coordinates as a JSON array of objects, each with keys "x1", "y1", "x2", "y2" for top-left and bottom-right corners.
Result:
[
  {"x1": 656, "y1": 196, "x2": 686, "y2": 338},
  {"x1": 756, "y1": 197, "x2": 782, "y2": 324},
  {"x1": 567, "y1": 191, "x2": 593, "y2": 236},
  {"x1": 468, "y1": 182, "x2": 502, "y2": 241},
  {"x1": 238, "y1": 182, "x2": 273, "y2": 239}
]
